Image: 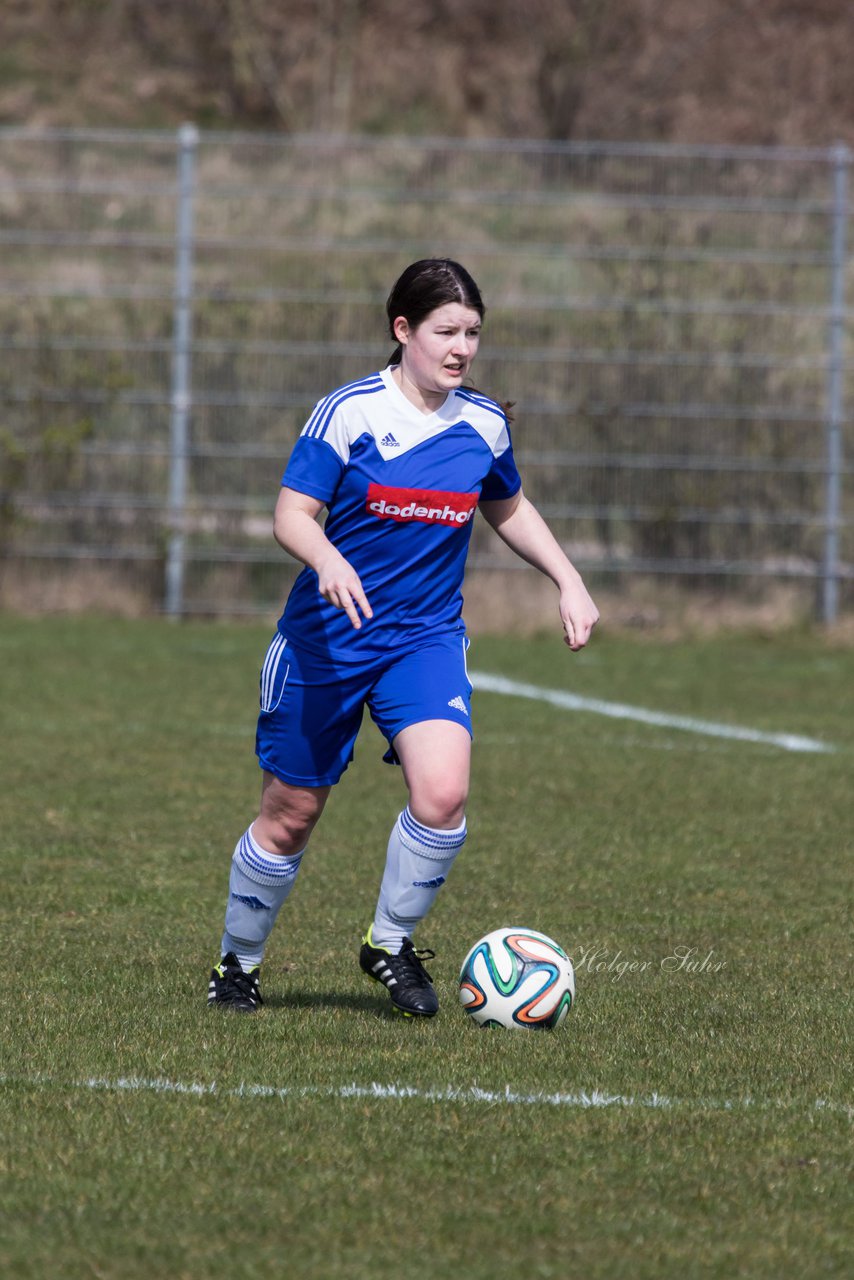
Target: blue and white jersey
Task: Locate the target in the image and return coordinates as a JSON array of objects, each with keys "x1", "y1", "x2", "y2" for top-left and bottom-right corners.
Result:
[{"x1": 278, "y1": 366, "x2": 521, "y2": 662}]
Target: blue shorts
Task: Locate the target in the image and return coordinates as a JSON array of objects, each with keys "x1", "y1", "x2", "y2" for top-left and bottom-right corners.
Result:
[{"x1": 255, "y1": 631, "x2": 473, "y2": 788}]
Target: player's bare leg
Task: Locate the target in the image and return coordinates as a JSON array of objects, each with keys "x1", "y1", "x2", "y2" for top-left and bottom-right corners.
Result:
[
  {"x1": 254, "y1": 772, "x2": 330, "y2": 855},
  {"x1": 394, "y1": 719, "x2": 471, "y2": 830}
]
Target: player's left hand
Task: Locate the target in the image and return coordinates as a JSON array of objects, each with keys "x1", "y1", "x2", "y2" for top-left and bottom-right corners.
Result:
[{"x1": 559, "y1": 579, "x2": 600, "y2": 651}]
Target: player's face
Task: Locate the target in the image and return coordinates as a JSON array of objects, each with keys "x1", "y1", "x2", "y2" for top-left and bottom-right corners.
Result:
[{"x1": 394, "y1": 303, "x2": 482, "y2": 402}]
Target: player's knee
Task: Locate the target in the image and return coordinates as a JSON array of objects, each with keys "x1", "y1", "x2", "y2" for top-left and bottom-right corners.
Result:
[
  {"x1": 255, "y1": 772, "x2": 330, "y2": 855},
  {"x1": 409, "y1": 781, "x2": 468, "y2": 830},
  {"x1": 261, "y1": 815, "x2": 314, "y2": 855},
  {"x1": 255, "y1": 792, "x2": 324, "y2": 855}
]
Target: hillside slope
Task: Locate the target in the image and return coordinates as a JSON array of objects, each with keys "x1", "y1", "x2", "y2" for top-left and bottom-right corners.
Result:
[{"x1": 0, "y1": 0, "x2": 852, "y2": 145}]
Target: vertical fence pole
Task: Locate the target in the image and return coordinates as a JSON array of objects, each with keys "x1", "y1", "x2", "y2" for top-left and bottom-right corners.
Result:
[
  {"x1": 822, "y1": 142, "x2": 849, "y2": 625},
  {"x1": 165, "y1": 122, "x2": 198, "y2": 618}
]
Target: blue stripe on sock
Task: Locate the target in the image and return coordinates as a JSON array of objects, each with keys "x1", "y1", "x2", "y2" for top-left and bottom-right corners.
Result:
[
  {"x1": 399, "y1": 807, "x2": 467, "y2": 856},
  {"x1": 236, "y1": 831, "x2": 303, "y2": 883}
]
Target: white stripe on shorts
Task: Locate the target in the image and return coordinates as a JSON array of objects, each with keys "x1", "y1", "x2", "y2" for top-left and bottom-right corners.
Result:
[{"x1": 260, "y1": 634, "x2": 289, "y2": 713}]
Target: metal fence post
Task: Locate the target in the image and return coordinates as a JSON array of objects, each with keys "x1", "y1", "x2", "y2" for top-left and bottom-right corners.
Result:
[
  {"x1": 821, "y1": 142, "x2": 849, "y2": 625},
  {"x1": 165, "y1": 122, "x2": 198, "y2": 617}
]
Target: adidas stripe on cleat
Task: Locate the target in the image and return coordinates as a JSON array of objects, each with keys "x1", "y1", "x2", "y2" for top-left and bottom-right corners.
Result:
[
  {"x1": 359, "y1": 925, "x2": 439, "y2": 1017},
  {"x1": 208, "y1": 952, "x2": 263, "y2": 1012}
]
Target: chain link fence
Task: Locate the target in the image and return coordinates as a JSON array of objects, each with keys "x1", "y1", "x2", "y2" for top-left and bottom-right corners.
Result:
[{"x1": 0, "y1": 127, "x2": 851, "y2": 621}]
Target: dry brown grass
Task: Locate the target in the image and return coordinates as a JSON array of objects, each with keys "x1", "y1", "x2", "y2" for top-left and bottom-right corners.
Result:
[
  {"x1": 460, "y1": 571, "x2": 828, "y2": 640},
  {"x1": 0, "y1": 561, "x2": 155, "y2": 618},
  {"x1": 2, "y1": 1, "x2": 853, "y2": 147}
]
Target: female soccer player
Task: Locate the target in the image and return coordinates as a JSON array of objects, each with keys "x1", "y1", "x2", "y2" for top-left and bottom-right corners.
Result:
[{"x1": 208, "y1": 258, "x2": 599, "y2": 1015}]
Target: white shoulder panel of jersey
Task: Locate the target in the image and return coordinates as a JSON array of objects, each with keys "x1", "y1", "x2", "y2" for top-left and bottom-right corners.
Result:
[
  {"x1": 300, "y1": 373, "x2": 386, "y2": 465},
  {"x1": 451, "y1": 389, "x2": 511, "y2": 458}
]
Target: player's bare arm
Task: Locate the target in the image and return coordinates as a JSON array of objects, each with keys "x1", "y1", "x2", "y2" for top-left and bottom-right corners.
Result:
[
  {"x1": 274, "y1": 486, "x2": 373, "y2": 630},
  {"x1": 479, "y1": 491, "x2": 600, "y2": 650}
]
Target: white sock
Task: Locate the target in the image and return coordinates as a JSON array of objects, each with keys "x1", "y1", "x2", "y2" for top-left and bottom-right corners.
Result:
[
  {"x1": 221, "y1": 826, "x2": 305, "y2": 970},
  {"x1": 371, "y1": 807, "x2": 467, "y2": 952}
]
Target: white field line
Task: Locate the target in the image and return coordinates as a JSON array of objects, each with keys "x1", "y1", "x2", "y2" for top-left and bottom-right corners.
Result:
[
  {"x1": 470, "y1": 671, "x2": 835, "y2": 755},
  {"x1": 1, "y1": 1074, "x2": 851, "y2": 1118}
]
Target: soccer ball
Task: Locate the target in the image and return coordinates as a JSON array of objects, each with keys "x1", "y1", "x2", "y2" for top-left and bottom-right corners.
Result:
[{"x1": 458, "y1": 927, "x2": 575, "y2": 1029}]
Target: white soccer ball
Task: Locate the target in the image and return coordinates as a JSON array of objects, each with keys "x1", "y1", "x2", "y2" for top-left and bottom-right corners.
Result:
[{"x1": 458, "y1": 926, "x2": 575, "y2": 1029}]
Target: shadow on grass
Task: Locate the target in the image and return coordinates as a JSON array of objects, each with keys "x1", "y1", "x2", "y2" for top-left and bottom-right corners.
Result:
[{"x1": 262, "y1": 989, "x2": 405, "y2": 1020}]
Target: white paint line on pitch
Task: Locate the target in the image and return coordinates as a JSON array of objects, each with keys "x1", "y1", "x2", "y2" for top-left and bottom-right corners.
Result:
[
  {"x1": 2, "y1": 1074, "x2": 851, "y2": 1118},
  {"x1": 470, "y1": 671, "x2": 835, "y2": 755}
]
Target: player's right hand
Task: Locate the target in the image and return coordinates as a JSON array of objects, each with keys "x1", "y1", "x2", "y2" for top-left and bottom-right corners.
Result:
[{"x1": 316, "y1": 552, "x2": 373, "y2": 630}]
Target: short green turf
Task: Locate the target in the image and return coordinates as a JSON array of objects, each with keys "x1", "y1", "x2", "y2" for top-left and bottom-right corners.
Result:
[{"x1": 1, "y1": 615, "x2": 851, "y2": 1279}]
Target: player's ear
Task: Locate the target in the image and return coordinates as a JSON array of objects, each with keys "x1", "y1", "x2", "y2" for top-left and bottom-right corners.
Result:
[{"x1": 392, "y1": 316, "x2": 410, "y2": 345}]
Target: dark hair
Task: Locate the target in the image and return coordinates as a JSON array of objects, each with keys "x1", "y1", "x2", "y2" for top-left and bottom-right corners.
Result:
[
  {"x1": 385, "y1": 258, "x2": 513, "y2": 420},
  {"x1": 385, "y1": 258, "x2": 485, "y2": 365}
]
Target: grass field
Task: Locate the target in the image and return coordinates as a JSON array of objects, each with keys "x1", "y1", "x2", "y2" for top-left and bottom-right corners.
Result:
[{"x1": 1, "y1": 613, "x2": 851, "y2": 1279}]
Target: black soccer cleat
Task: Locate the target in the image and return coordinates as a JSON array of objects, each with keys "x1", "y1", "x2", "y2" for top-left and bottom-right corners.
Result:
[
  {"x1": 359, "y1": 925, "x2": 439, "y2": 1017},
  {"x1": 208, "y1": 952, "x2": 263, "y2": 1013}
]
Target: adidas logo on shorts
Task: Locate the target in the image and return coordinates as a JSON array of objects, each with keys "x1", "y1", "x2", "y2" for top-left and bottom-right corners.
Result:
[{"x1": 447, "y1": 695, "x2": 468, "y2": 715}]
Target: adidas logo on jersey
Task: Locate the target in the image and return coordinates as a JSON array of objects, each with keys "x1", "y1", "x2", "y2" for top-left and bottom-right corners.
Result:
[
  {"x1": 447, "y1": 695, "x2": 469, "y2": 715},
  {"x1": 380, "y1": 432, "x2": 400, "y2": 447}
]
